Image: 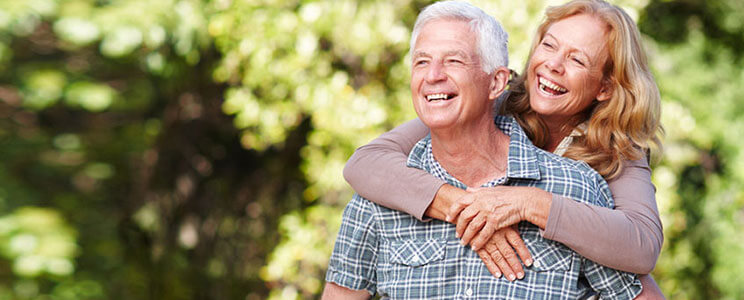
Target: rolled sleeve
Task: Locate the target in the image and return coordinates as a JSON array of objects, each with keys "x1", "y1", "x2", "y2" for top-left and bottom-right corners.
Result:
[{"x1": 325, "y1": 194, "x2": 380, "y2": 294}]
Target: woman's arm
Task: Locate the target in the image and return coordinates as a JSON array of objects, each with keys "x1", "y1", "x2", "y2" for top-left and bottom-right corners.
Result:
[
  {"x1": 343, "y1": 118, "x2": 441, "y2": 220},
  {"x1": 542, "y1": 158, "x2": 663, "y2": 274},
  {"x1": 344, "y1": 120, "x2": 534, "y2": 280},
  {"x1": 452, "y1": 158, "x2": 662, "y2": 274},
  {"x1": 635, "y1": 274, "x2": 665, "y2": 299}
]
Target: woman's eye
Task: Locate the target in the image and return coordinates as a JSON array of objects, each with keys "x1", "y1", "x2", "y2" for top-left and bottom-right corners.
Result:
[
  {"x1": 572, "y1": 57, "x2": 585, "y2": 66},
  {"x1": 541, "y1": 42, "x2": 554, "y2": 49},
  {"x1": 446, "y1": 59, "x2": 462, "y2": 64}
]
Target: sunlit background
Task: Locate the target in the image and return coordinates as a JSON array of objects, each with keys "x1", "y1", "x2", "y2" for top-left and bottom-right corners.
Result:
[{"x1": 0, "y1": 0, "x2": 743, "y2": 299}]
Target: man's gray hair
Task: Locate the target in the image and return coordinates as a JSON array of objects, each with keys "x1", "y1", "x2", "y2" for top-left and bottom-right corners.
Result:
[{"x1": 410, "y1": 1, "x2": 509, "y2": 73}]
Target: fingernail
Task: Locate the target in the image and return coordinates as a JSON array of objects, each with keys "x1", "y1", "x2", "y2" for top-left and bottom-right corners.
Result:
[
  {"x1": 460, "y1": 240, "x2": 466, "y2": 246},
  {"x1": 456, "y1": 232, "x2": 461, "y2": 238},
  {"x1": 525, "y1": 259, "x2": 533, "y2": 266},
  {"x1": 517, "y1": 272, "x2": 524, "y2": 279},
  {"x1": 495, "y1": 272, "x2": 501, "y2": 278},
  {"x1": 509, "y1": 274, "x2": 516, "y2": 281}
]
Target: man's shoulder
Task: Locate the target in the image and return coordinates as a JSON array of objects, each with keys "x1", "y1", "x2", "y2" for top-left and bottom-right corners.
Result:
[
  {"x1": 406, "y1": 135, "x2": 431, "y2": 169},
  {"x1": 346, "y1": 193, "x2": 381, "y2": 215},
  {"x1": 340, "y1": 194, "x2": 382, "y2": 228},
  {"x1": 536, "y1": 147, "x2": 597, "y2": 176},
  {"x1": 498, "y1": 116, "x2": 602, "y2": 181},
  {"x1": 345, "y1": 193, "x2": 407, "y2": 222},
  {"x1": 531, "y1": 151, "x2": 613, "y2": 207},
  {"x1": 499, "y1": 118, "x2": 612, "y2": 207}
]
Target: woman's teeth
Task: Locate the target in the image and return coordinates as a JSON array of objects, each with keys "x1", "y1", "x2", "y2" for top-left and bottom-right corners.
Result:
[{"x1": 538, "y1": 77, "x2": 567, "y2": 95}]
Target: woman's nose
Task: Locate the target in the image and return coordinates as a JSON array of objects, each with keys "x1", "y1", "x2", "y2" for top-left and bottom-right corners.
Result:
[{"x1": 545, "y1": 55, "x2": 565, "y2": 74}]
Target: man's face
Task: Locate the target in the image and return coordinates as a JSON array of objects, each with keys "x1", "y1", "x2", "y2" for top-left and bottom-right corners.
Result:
[{"x1": 410, "y1": 19, "x2": 493, "y2": 130}]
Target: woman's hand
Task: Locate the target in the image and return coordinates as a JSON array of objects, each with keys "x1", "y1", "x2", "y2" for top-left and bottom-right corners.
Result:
[
  {"x1": 475, "y1": 226, "x2": 533, "y2": 281},
  {"x1": 450, "y1": 186, "x2": 553, "y2": 250}
]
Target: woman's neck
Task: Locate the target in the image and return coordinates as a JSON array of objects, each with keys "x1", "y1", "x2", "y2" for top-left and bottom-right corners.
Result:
[{"x1": 542, "y1": 118, "x2": 574, "y2": 153}]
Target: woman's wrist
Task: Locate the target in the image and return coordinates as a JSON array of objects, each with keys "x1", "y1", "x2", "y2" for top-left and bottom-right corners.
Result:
[
  {"x1": 425, "y1": 184, "x2": 466, "y2": 221},
  {"x1": 521, "y1": 187, "x2": 553, "y2": 229}
]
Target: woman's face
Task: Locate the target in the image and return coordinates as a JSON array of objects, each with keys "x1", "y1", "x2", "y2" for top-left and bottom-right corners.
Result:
[{"x1": 527, "y1": 14, "x2": 612, "y2": 128}]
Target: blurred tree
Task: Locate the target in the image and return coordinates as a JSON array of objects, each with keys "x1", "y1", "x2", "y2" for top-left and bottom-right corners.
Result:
[
  {"x1": 1, "y1": 0, "x2": 311, "y2": 299},
  {"x1": 640, "y1": 0, "x2": 744, "y2": 299}
]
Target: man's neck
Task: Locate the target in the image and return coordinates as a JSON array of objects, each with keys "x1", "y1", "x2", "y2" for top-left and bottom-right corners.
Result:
[{"x1": 430, "y1": 116, "x2": 510, "y2": 187}]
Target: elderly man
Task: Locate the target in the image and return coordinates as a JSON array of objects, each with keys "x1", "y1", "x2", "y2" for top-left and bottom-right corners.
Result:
[{"x1": 322, "y1": 1, "x2": 642, "y2": 299}]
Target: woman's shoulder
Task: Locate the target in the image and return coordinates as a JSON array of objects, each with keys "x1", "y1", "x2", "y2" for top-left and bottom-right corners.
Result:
[
  {"x1": 619, "y1": 156, "x2": 651, "y2": 169},
  {"x1": 608, "y1": 157, "x2": 653, "y2": 185}
]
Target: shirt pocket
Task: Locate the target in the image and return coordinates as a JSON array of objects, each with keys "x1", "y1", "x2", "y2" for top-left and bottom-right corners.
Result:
[
  {"x1": 378, "y1": 239, "x2": 449, "y2": 298},
  {"x1": 523, "y1": 233, "x2": 573, "y2": 272},
  {"x1": 389, "y1": 239, "x2": 446, "y2": 267}
]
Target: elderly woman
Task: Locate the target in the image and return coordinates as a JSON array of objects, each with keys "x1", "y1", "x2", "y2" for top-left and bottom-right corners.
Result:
[{"x1": 343, "y1": 0, "x2": 664, "y2": 297}]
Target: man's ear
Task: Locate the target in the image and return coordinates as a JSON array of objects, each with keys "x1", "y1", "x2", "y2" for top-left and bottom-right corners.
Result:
[
  {"x1": 489, "y1": 67, "x2": 511, "y2": 100},
  {"x1": 596, "y1": 77, "x2": 614, "y2": 102}
]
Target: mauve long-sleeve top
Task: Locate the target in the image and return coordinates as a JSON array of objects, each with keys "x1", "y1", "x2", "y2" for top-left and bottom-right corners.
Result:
[{"x1": 343, "y1": 118, "x2": 663, "y2": 274}]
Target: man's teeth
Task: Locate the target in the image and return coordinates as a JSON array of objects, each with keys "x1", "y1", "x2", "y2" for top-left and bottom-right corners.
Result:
[
  {"x1": 538, "y1": 77, "x2": 567, "y2": 93},
  {"x1": 426, "y1": 93, "x2": 449, "y2": 101}
]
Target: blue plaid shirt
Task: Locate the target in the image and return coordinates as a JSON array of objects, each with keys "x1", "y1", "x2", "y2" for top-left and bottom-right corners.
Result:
[{"x1": 326, "y1": 116, "x2": 642, "y2": 299}]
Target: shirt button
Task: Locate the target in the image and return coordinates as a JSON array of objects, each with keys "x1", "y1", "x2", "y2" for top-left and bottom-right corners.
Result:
[
  {"x1": 533, "y1": 260, "x2": 541, "y2": 268},
  {"x1": 465, "y1": 288, "x2": 473, "y2": 297},
  {"x1": 411, "y1": 255, "x2": 420, "y2": 263}
]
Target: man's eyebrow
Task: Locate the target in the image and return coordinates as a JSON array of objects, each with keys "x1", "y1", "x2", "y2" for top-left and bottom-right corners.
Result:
[
  {"x1": 443, "y1": 50, "x2": 469, "y2": 59},
  {"x1": 412, "y1": 51, "x2": 431, "y2": 59},
  {"x1": 412, "y1": 50, "x2": 470, "y2": 58}
]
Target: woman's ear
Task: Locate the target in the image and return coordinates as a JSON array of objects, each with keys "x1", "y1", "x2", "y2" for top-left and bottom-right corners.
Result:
[
  {"x1": 489, "y1": 67, "x2": 511, "y2": 100},
  {"x1": 596, "y1": 77, "x2": 614, "y2": 102}
]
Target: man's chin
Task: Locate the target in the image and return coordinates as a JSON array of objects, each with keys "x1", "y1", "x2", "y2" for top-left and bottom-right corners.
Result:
[{"x1": 420, "y1": 117, "x2": 458, "y2": 131}]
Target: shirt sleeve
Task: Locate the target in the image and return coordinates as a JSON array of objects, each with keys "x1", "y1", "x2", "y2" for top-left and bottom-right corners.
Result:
[
  {"x1": 542, "y1": 158, "x2": 663, "y2": 274},
  {"x1": 581, "y1": 258, "x2": 643, "y2": 300},
  {"x1": 343, "y1": 118, "x2": 445, "y2": 220},
  {"x1": 325, "y1": 194, "x2": 380, "y2": 295}
]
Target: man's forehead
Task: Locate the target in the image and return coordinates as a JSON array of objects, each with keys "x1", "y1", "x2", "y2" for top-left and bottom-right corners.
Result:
[
  {"x1": 412, "y1": 49, "x2": 471, "y2": 59},
  {"x1": 412, "y1": 19, "x2": 477, "y2": 56}
]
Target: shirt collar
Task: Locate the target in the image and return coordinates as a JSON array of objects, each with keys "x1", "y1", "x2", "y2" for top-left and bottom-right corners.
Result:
[
  {"x1": 553, "y1": 121, "x2": 587, "y2": 157},
  {"x1": 407, "y1": 116, "x2": 542, "y2": 185}
]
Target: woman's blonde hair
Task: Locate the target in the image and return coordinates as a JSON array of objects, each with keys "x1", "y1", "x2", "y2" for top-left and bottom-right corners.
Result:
[{"x1": 501, "y1": 0, "x2": 662, "y2": 179}]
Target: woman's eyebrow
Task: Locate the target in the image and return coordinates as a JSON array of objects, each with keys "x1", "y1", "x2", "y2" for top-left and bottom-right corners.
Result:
[
  {"x1": 543, "y1": 33, "x2": 558, "y2": 42},
  {"x1": 544, "y1": 32, "x2": 592, "y2": 60}
]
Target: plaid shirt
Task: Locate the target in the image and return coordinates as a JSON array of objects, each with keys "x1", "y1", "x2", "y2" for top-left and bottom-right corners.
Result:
[{"x1": 326, "y1": 116, "x2": 642, "y2": 299}]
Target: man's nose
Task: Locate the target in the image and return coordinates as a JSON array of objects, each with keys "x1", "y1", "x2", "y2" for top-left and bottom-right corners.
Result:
[{"x1": 425, "y1": 61, "x2": 447, "y2": 83}]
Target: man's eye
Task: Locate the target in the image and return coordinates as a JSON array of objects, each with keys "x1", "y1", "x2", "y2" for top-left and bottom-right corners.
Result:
[
  {"x1": 541, "y1": 42, "x2": 554, "y2": 49},
  {"x1": 572, "y1": 57, "x2": 585, "y2": 66},
  {"x1": 414, "y1": 60, "x2": 428, "y2": 66},
  {"x1": 446, "y1": 59, "x2": 463, "y2": 64}
]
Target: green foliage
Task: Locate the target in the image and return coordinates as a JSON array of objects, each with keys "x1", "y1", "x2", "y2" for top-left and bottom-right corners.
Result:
[
  {"x1": 0, "y1": 0, "x2": 742, "y2": 299},
  {"x1": 641, "y1": 2, "x2": 744, "y2": 297},
  {"x1": 0, "y1": 207, "x2": 77, "y2": 277},
  {"x1": 261, "y1": 205, "x2": 343, "y2": 299}
]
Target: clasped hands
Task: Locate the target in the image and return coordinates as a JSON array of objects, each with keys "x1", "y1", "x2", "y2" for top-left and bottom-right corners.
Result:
[{"x1": 446, "y1": 186, "x2": 545, "y2": 281}]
